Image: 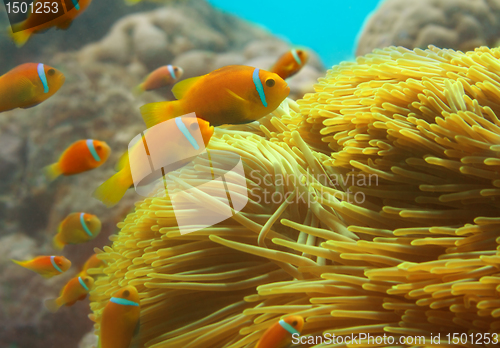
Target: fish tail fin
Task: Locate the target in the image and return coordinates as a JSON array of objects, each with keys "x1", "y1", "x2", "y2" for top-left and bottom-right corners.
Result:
[
  {"x1": 43, "y1": 163, "x2": 62, "y2": 182},
  {"x1": 133, "y1": 83, "x2": 145, "y2": 96},
  {"x1": 114, "y1": 150, "x2": 130, "y2": 172},
  {"x1": 140, "y1": 101, "x2": 182, "y2": 128},
  {"x1": 44, "y1": 297, "x2": 62, "y2": 313},
  {"x1": 11, "y1": 259, "x2": 27, "y2": 268},
  {"x1": 52, "y1": 234, "x2": 65, "y2": 250},
  {"x1": 9, "y1": 25, "x2": 31, "y2": 47},
  {"x1": 93, "y1": 170, "x2": 131, "y2": 207}
]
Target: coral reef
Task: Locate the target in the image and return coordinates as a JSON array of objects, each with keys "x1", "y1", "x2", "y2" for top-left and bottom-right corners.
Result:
[
  {"x1": 356, "y1": 0, "x2": 500, "y2": 56},
  {"x1": 0, "y1": 2, "x2": 325, "y2": 347},
  {"x1": 77, "y1": 3, "x2": 324, "y2": 99},
  {"x1": 0, "y1": 234, "x2": 94, "y2": 348},
  {"x1": 90, "y1": 46, "x2": 500, "y2": 347},
  {"x1": 0, "y1": 53, "x2": 158, "y2": 347},
  {"x1": 0, "y1": 0, "x2": 158, "y2": 68}
]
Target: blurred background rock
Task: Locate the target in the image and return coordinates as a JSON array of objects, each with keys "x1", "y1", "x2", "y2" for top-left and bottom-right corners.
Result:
[
  {"x1": 356, "y1": 0, "x2": 500, "y2": 56},
  {"x1": 0, "y1": 1, "x2": 324, "y2": 347}
]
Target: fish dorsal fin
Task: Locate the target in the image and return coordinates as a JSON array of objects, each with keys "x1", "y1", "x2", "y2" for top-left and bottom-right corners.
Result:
[
  {"x1": 225, "y1": 88, "x2": 248, "y2": 103},
  {"x1": 171, "y1": 76, "x2": 202, "y2": 99}
]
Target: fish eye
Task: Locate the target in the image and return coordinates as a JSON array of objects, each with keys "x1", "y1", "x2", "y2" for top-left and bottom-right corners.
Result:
[
  {"x1": 47, "y1": 69, "x2": 56, "y2": 76},
  {"x1": 189, "y1": 122, "x2": 199, "y2": 131},
  {"x1": 292, "y1": 320, "x2": 298, "y2": 326},
  {"x1": 96, "y1": 145, "x2": 102, "y2": 151},
  {"x1": 123, "y1": 290, "x2": 130, "y2": 297},
  {"x1": 173, "y1": 67, "x2": 178, "y2": 71},
  {"x1": 265, "y1": 78, "x2": 275, "y2": 87}
]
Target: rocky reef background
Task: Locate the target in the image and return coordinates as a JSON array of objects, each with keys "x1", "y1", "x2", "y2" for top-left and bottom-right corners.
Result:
[
  {"x1": 0, "y1": 1, "x2": 324, "y2": 347},
  {"x1": 0, "y1": 0, "x2": 159, "y2": 68},
  {"x1": 357, "y1": 0, "x2": 500, "y2": 56},
  {"x1": 5, "y1": 0, "x2": 500, "y2": 346}
]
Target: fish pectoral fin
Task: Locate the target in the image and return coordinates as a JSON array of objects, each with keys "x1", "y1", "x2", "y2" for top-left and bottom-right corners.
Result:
[
  {"x1": 15, "y1": 76, "x2": 37, "y2": 101},
  {"x1": 41, "y1": 272, "x2": 54, "y2": 279},
  {"x1": 171, "y1": 76, "x2": 202, "y2": 99},
  {"x1": 225, "y1": 88, "x2": 249, "y2": 104}
]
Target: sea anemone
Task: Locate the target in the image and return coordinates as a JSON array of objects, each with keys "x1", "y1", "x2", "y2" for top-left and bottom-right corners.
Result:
[{"x1": 90, "y1": 46, "x2": 500, "y2": 347}]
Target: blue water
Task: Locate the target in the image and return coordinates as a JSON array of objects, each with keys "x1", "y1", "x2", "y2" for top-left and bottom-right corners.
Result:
[{"x1": 209, "y1": 0, "x2": 384, "y2": 68}]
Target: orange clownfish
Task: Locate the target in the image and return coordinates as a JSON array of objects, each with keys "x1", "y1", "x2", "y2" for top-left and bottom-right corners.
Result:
[
  {"x1": 98, "y1": 286, "x2": 141, "y2": 348},
  {"x1": 53, "y1": 212, "x2": 102, "y2": 250},
  {"x1": 255, "y1": 315, "x2": 304, "y2": 348},
  {"x1": 11, "y1": 255, "x2": 71, "y2": 278},
  {"x1": 44, "y1": 139, "x2": 111, "y2": 181},
  {"x1": 134, "y1": 65, "x2": 183, "y2": 95},
  {"x1": 44, "y1": 275, "x2": 94, "y2": 313},
  {"x1": 10, "y1": 0, "x2": 93, "y2": 47},
  {"x1": 78, "y1": 253, "x2": 105, "y2": 277},
  {"x1": 140, "y1": 65, "x2": 290, "y2": 128},
  {"x1": 270, "y1": 49, "x2": 309, "y2": 80},
  {"x1": 0, "y1": 63, "x2": 65, "y2": 113},
  {"x1": 93, "y1": 116, "x2": 214, "y2": 207}
]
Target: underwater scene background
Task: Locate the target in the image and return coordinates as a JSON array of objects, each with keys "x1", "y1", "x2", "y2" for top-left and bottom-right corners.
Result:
[{"x1": 2, "y1": 0, "x2": 500, "y2": 347}]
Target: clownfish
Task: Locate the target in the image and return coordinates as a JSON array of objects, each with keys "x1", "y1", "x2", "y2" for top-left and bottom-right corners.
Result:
[
  {"x1": 53, "y1": 212, "x2": 102, "y2": 250},
  {"x1": 98, "y1": 286, "x2": 141, "y2": 348},
  {"x1": 78, "y1": 253, "x2": 105, "y2": 277},
  {"x1": 255, "y1": 315, "x2": 304, "y2": 348},
  {"x1": 11, "y1": 255, "x2": 71, "y2": 278},
  {"x1": 134, "y1": 65, "x2": 183, "y2": 95},
  {"x1": 140, "y1": 65, "x2": 290, "y2": 128},
  {"x1": 44, "y1": 275, "x2": 94, "y2": 313},
  {"x1": 10, "y1": 0, "x2": 93, "y2": 47},
  {"x1": 270, "y1": 49, "x2": 309, "y2": 80},
  {"x1": 0, "y1": 63, "x2": 65, "y2": 113},
  {"x1": 93, "y1": 116, "x2": 214, "y2": 207},
  {"x1": 43, "y1": 139, "x2": 111, "y2": 181}
]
